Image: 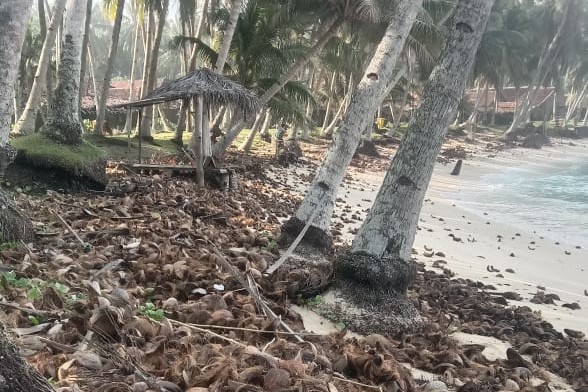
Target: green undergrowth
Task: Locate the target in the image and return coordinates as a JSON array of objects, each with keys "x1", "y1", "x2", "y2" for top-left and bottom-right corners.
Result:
[{"x1": 11, "y1": 133, "x2": 106, "y2": 173}]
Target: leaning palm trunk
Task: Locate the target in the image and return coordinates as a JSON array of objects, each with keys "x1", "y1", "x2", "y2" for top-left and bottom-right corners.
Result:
[
  {"x1": 12, "y1": 0, "x2": 67, "y2": 135},
  {"x1": 211, "y1": 17, "x2": 343, "y2": 159},
  {"x1": 40, "y1": 0, "x2": 87, "y2": 145},
  {"x1": 239, "y1": 111, "x2": 266, "y2": 153},
  {"x1": 95, "y1": 0, "x2": 126, "y2": 135},
  {"x1": 564, "y1": 84, "x2": 588, "y2": 126},
  {"x1": 504, "y1": 0, "x2": 576, "y2": 137},
  {"x1": 322, "y1": 0, "x2": 494, "y2": 336},
  {"x1": 280, "y1": 6, "x2": 420, "y2": 251},
  {"x1": 201, "y1": 0, "x2": 241, "y2": 160},
  {"x1": 215, "y1": 0, "x2": 241, "y2": 74},
  {"x1": 0, "y1": 1, "x2": 35, "y2": 247}
]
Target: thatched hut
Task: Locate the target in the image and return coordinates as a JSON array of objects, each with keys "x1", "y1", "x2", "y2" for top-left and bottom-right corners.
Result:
[{"x1": 116, "y1": 69, "x2": 262, "y2": 185}]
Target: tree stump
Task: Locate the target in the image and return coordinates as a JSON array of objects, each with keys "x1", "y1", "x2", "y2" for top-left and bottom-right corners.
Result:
[{"x1": 450, "y1": 159, "x2": 463, "y2": 176}]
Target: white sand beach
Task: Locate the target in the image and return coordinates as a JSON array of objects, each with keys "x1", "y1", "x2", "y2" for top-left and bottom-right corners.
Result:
[{"x1": 277, "y1": 139, "x2": 588, "y2": 335}]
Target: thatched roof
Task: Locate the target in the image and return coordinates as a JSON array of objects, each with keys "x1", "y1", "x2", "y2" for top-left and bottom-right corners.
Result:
[{"x1": 114, "y1": 69, "x2": 262, "y2": 115}]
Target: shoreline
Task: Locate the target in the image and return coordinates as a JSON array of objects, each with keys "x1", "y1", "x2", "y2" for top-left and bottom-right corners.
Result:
[{"x1": 275, "y1": 138, "x2": 588, "y2": 334}]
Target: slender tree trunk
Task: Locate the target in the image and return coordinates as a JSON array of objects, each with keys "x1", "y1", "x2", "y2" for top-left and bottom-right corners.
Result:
[
  {"x1": 124, "y1": 11, "x2": 141, "y2": 133},
  {"x1": 201, "y1": 103, "x2": 211, "y2": 159},
  {"x1": 174, "y1": 0, "x2": 210, "y2": 145},
  {"x1": 78, "y1": 0, "x2": 93, "y2": 116},
  {"x1": 564, "y1": 83, "x2": 587, "y2": 126},
  {"x1": 211, "y1": 117, "x2": 246, "y2": 159},
  {"x1": 190, "y1": 96, "x2": 205, "y2": 187},
  {"x1": 505, "y1": 0, "x2": 577, "y2": 137},
  {"x1": 12, "y1": 0, "x2": 67, "y2": 135},
  {"x1": 280, "y1": 0, "x2": 423, "y2": 251},
  {"x1": 173, "y1": 99, "x2": 189, "y2": 144},
  {"x1": 258, "y1": 16, "x2": 343, "y2": 103},
  {"x1": 239, "y1": 110, "x2": 266, "y2": 153},
  {"x1": 95, "y1": 0, "x2": 126, "y2": 135},
  {"x1": 214, "y1": 0, "x2": 241, "y2": 73},
  {"x1": 140, "y1": 0, "x2": 169, "y2": 140},
  {"x1": 351, "y1": 0, "x2": 492, "y2": 259},
  {"x1": 325, "y1": 0, "x2": 494, "y2": 336},
  {"x1": 138, "y1": 8, "x2": 153, "y2": 134},
  {"x1": 0, "y1": 0, "x2": 36, "y2": 244},
  {"x1": 321, "y1": 72, "x2": 337, "y2": 133},
  {"x1": 88, "y1": 43, "x2": 99, "y2": 116},
  {"x1": 40, "y1": 0, "x2": 87, "y2": 145},
  {"x1": 259, "y1": 110, "x2": 272, "y2": 138}
]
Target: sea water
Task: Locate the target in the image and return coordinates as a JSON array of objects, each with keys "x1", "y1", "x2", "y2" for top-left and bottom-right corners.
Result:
[{"x1": 448, "y1": 160, "x2": 588, "y2": 248}]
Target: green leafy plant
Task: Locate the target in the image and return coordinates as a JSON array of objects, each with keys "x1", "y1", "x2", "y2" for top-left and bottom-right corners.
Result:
[
  {"x1": 0, "y1": 242, "x2": 19, "y2": 251},
  {"x1": 261, "y1": 231, "x2": 279, "y2": 252},
  {"x1": 303, "y1": 295, "x2": 324, "y2": 309},
  {"x1": 139, "y1": 302, "x2": 164, "y2": 321}
]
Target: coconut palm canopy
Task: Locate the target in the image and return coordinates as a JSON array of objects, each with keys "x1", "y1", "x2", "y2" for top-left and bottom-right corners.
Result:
[{"x1": 117, "y1": 69, "x2": 263, "y2": 116}]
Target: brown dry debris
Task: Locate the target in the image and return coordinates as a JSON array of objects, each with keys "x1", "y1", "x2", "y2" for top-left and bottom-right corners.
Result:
[{"x1": 0, "y1": 156, "x2": 586, "y2": 392}]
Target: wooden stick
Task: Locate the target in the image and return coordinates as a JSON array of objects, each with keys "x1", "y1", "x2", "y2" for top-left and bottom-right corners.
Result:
[
  {"x1": 52, "y1": 209, "x2": 86, "y2": 247},
  {"x1": 208, "y1": 245, "x2": 305, "y2": 343},
  {"x1": 168, "y1": 319, "x2": 247, "y2": 348},
  {"x1": 266, "y1": 198, "x2": 323, "y2": 275},
  {"x1": 332, "y1": 376, "x2": 382, "y2": 390},
  {"x1": 163, "y1": 321, "x2": 324, "y2": 337}
]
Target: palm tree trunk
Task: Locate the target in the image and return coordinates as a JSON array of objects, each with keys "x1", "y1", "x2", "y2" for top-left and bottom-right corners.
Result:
[
  {"x1": 214, "y1": 0, "x2": 241, "y2": 73},
  {"x1": 190, "y1": 96, "x2": 205, "y2": 187},
  {"x1": 564, "y1": 83, "x2": 587, "y2": 126},
  {"x1": 138, "y1": 7, "x2": 154, "y2": 134},
  {"x1": 280, "y1": 0, "x2": 423, "y2": 251},
  {"x1": 12, "y1": 0, "x2": 67, "y2": 135},
  {"x1": 0, "y1": 0, "x2": 36, "y2": 244},
  {"x1": 95, "y1": 0, "x2": 125, "y2": 135},
  {"x1": 239, "y1": 110, "x2": 266, "y2": 153},
  {"x1": 259, "y1": 110, "x2": 272, "y2": 138},
  {"x1": 505, "y1": 0, "x2": 577, "y2": 137},
  {"x1": 259, "y1": 16, "x2": 343, "y2": 103},
  {"x1": 173, "y1": 99, "x2": 189, "y2": 144},
  {"x1": 140, "y1": 0, "x2": 169, "y2": 140},
  {"x1": 325, "y1": 0, "x2": 494, "y2": 336},
  {"x1": 78, "y1": 0, "x2": 93, "y2": 116},
  {"x1": 124, "y1": 10, "x2": 141, "y2": 133},
  {"x1": 351, "y1": 0, "x2": 492, "y2": 259},
  {"x1": 321, "y1": 72, "x2": 337, "y2": 133},
  {"x1": 175, "y1": 0, "x2": 210, "y2": 145},
  {"x1": 40, "y1": 0, "x2": 87, "y2": 145}
]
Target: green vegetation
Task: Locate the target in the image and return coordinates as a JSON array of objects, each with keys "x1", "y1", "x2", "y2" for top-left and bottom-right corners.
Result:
[
  {"x1": 139, "y1": 302, "x2": 165, "y2": 321},
  {"x1": 11, "y1": 133, "x2": 106, "y2": 174}
]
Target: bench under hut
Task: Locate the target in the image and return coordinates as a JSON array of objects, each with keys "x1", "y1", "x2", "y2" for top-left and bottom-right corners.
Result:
[{"x1": 114, "y1": 69, "x2": 262, "y2": 187}]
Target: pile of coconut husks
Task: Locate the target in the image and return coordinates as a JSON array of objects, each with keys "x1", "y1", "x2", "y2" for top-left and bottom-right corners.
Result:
[{"x1": 0, "y1": 159, "x2": 586, "y2": 392}]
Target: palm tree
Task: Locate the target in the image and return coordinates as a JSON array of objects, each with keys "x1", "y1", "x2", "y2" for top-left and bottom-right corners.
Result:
[
  {"x1": 280, "y1": 0, "x2": 446, "y2": 251},
  {"x1": 0, "y1": 0, "x2": 35, "y2": 243},
  {"x1": 505, "y1": 0, "x2": 580, "y2": 137},
  {"x1": 175, "y1": 0, "x2": 316, "y2": 156},
  {"x1": 321, "y1": 0, "x2": 494, "y2": 335},
  {"x1": 139, "y1": 0, "x2": 170, "y2": 140},
  {"x1": 40, "y1": 0, "x2": 88, "y2": 145},
  {"x1": 94, "y1": 0, "x2": 126, "y2": 135},
  {"x1": 12, "y1": 0, "x2": 67, "y2": 135}
]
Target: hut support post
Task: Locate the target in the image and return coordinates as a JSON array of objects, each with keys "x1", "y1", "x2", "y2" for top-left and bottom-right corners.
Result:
[
  {"x1": 202, "y1": 102, "x2": 211, "y2": 162},
  {"x1": 137, "y1": 109, "x2": 143, "y2": 163},
  {"x1": 191, "y1": 96, "x2": 205, "y2": 187}
]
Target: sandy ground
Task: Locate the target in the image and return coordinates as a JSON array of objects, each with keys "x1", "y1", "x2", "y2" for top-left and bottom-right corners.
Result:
[
  {"x1": 343, "y1": 141, "x2": 588, "y2": 334},
  {"x1": 268, "y1": 140, "x2": 588, "y2": 391}
]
